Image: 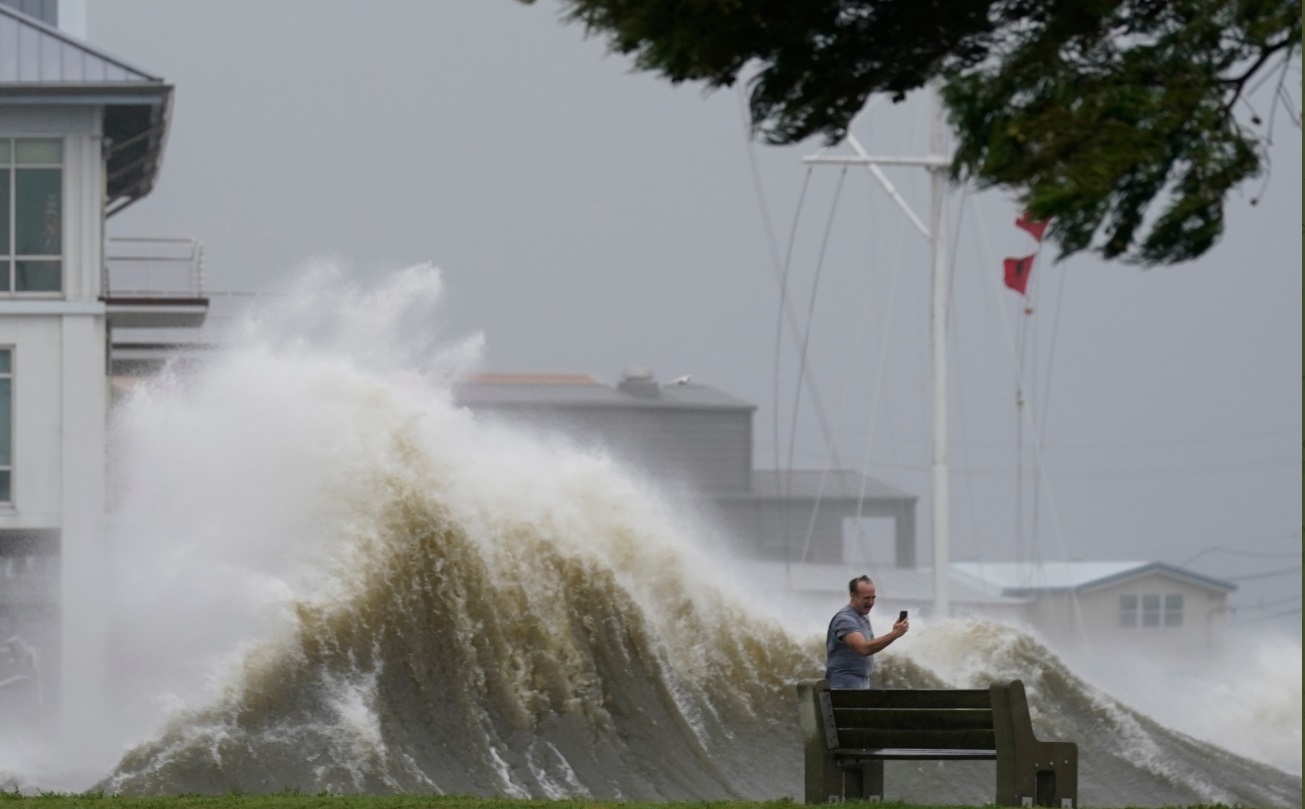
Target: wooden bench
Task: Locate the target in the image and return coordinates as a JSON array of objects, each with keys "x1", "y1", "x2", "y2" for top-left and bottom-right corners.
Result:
[{"x1": 796, "y1": 678, "x2": 1077, "y2": 806}]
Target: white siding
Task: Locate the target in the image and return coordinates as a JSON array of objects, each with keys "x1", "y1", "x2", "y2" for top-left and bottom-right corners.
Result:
[
  {"x1": 1026, "y1": 574, "x2": 1228, "y2": 652},
  {"x1": 63, "y1": 131, "x2": 104, "y2": 300},
  {"x1": 0, "y1": 104, "x2": 97, "y2": 135}
]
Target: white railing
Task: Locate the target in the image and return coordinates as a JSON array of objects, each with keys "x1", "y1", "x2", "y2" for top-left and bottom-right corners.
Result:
[{"x1": 103, "y1": 236, "x2": 206, "y2": 298}]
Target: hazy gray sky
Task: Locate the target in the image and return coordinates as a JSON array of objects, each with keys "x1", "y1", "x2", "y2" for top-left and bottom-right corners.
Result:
[{"x1": 88, "y1": 1, "x2": 1302, "y2": 629}]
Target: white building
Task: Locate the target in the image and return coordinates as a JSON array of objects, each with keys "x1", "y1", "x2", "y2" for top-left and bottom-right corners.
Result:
[
  {"x1": 0, "y1": 2, "x2": 202, "y2": 737},
  {"x1": 951, "y1": 560, "x2": 1237, "y2": 652}
]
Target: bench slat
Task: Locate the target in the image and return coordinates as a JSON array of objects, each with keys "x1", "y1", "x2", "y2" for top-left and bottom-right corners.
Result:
[
  {"x1": 837, "y1": 727, "x2": 997, "y2": 750},
  {"x1": 828, "y1": 689, "x2": 992, "y2": 710},
  {"x1": 834, "y1": 747, "x2": 998, "y2": 761},
  {"x1": 832, "y1": 707, "x2": 995, "y2": 731}
]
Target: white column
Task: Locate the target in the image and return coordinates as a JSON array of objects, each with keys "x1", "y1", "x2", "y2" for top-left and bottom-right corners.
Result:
[{"x1": 58, "y1": 312, "x2": 108, "y2": 751}]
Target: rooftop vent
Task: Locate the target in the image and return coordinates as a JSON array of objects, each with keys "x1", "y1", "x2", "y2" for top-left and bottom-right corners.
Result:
[{"x1": 617, "y1": 366, "x2": 660, "y2": 398}]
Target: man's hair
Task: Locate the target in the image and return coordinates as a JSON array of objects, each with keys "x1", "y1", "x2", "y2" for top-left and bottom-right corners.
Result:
[{"x1": 848, "y1": 575, "x2": 873, "y2": 595}]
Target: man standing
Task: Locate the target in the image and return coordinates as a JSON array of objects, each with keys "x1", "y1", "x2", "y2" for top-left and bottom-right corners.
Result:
[{"x1": 825, "y1": 575, "x2": 909, "y2": 688}]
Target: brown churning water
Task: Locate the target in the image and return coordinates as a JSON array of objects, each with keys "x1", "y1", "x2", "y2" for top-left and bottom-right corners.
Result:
[{"x1": 21, "y1": 266, "x2": 1295, "y2": 805}]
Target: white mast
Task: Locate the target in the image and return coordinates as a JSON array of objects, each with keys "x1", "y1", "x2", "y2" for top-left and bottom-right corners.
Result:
[{"x1": 802, "y1": 83, "x2": 951, "y2": 617}]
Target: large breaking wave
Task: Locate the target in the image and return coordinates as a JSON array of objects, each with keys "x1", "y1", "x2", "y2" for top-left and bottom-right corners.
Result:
[{"x1": 8, "y1": 266, "x2": 1296, "y2": 806}]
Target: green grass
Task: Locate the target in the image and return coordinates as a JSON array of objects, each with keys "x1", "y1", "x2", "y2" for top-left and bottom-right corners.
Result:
[{"x1": 0, "y1": 796, "x2": 1253, "y2": 809}]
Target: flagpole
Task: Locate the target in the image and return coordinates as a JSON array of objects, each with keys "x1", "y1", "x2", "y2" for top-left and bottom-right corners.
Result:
[
  {"x1": 803, "y1": 83, "x2": 952, "y2": 619},
  {"x1": 929, "y1": 83, "x2": 950, "y2": 619}
]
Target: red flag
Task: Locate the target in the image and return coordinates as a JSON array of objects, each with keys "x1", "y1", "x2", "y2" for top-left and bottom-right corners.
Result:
[
  {"x1": 1004, "y1": 254, "x2": 1035, "y2": 295},
  {"x1": 1015, "y1": 210, "x2": 1050, "y2": 242}
]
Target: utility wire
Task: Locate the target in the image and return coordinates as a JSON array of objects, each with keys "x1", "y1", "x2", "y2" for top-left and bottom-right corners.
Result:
[
  {"x1": 1181, "y1": 545, "x2": 1303, "y2": 566},
  {"x1": 1226, "y1": 565, "x2": 1301, "y2": 581},
  {"x1": 1235, "y1": 593, "x2": 1303, "y2": 610}
]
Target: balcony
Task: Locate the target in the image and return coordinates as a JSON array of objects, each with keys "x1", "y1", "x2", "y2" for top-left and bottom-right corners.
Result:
[{"x1": 102, "y1": 237, "x2": 209, "y2": 329}]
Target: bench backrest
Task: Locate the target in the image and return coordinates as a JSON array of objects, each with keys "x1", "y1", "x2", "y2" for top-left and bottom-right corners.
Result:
[{"x1": 821, "y1": 686, "x2": 997, "y2": 751}]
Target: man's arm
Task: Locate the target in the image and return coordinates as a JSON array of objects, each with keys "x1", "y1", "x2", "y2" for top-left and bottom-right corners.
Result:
[{"x1": 842, "y1": 616, "x2": 909, "y2": 656}]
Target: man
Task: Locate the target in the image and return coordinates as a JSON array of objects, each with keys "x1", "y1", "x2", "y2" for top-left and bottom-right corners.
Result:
[{"x1": 825, "y1": 575, "x2": 909, "y2": 688}]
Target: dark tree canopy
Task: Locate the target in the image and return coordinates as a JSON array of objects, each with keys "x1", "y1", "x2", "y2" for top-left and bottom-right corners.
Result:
[{"x1": 531, "y1": 0, "x2": 1300, "y2": 265}]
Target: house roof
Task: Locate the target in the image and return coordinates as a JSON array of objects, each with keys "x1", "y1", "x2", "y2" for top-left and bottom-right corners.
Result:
[
  {"x1": 951, "y1": 561, "x2": 1237, "y2": 597},
  {"x1": 0, "y1": 3, "x2": 172, "y2": 215},
  {"x1": 736, "y1": 560, "x2": 1028, "y2": 608}
]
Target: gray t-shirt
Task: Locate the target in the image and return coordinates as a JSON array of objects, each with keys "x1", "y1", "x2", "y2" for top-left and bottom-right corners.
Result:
[{"x1": 825, "y1": 604, "x2": 875, "y2": 689}]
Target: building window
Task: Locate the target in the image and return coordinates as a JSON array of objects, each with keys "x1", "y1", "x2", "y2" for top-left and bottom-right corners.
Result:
[
  {"x1": 0, "y1": 139, "x2": 63, "y2": 294},
  {"x1": 1118, "y1": 594, "x2": 1138, "y2": 628},
  {"x1": 1163, "y1": 593, "x2": 1183, "y2": 627},
  {"x1": 1119, "y1": 592, "x2": 1185, "y2": 629},
  {"x1": 0, "y1": 348, "x2": 10, "y2": 503},
  {"x1": 1140, "y1": 593, "x2": 1162, "y2": 627}
]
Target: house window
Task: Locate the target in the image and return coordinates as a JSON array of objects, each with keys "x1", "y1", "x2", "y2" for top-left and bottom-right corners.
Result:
[
  {"x1": 1119, "y1": 592, "x2": 1185, "y2": 629},
  {"x1": 0, "y1": 139, "x2": 63, "y2": 294},
  {"x1": 1118, "y1": 594, "x2": 1138, "y2": 627},
  {"x1": 1140, "y1": 593, "x2": 1162, "y2": 627},
  {"x1": 1163, "y1": 593, "x2": 1183, "y2": 627},
  {"x1": 0, "y1": 348, "x2": 10, "y2": 503}
]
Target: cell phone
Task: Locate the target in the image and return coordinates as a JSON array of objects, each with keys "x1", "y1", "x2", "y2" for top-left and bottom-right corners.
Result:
[{"x1": 899, "y1": 610, "x2": 908, "y2": 622}]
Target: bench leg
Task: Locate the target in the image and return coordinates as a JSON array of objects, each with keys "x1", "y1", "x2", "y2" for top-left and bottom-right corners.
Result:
[
  {"x1": 1000, "y1": 756, "x2": 1077, "y2": 807},
  {"x1": 813, "y1": 756, "x2": 842, "y2": 803},
  {"x1": 840, "y1": 760, "x2": 883, "y2": 801},
  {"x1": 859, "y1": 760, "x2": 884, "y2": 800}
]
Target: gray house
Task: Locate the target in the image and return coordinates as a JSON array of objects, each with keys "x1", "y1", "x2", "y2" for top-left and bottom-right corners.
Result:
[{"x1": 453, "y1": 368, "x2": 919, "y2": 568}]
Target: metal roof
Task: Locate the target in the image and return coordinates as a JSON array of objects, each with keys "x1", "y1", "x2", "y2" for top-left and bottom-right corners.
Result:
[
  {"x1": 452, "y1": 372, "x2": 756, "y2": 411},
  {"x1": 0, "y1": 3, "x2": 172, "y2": 215},
  {"x1": 736, "y1": 560, "x2": 1027, "y2": 608},
  {"x1": 0, "y1": 6, "x2": 160, "y2": 83},
  {"x1": 731, "y1": 469, "x2": 915, "y2": 502},
  {"x1": 951, "y1": 561, "x2": 1237, "y2": 597}
]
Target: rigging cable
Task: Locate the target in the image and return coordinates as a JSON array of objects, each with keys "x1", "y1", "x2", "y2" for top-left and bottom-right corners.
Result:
[
  {"x1": 772, "y1": 167, "x2": 815, "y2": 498},
  {"x1": 736, "y1": 87, "x2": 855, "y2": 567},
  {"x1": 737, "y1": 89, "x2": 796, "y2": 487},
  {"x1": 846, "y1": 170, "x2": 915, "y2": 562},
  {"x1": 1033, "y1": 220, "x2": 1068, "y2": 560},
  {"x1": 844, "y1": 94, "x2": 936, "y2": 566},
  {"x1": 799, "y1": 154, "x2": 915, "y2": 564},
  {"x1": 799, "y1": 98, "x2": 929, "y2": 566},
  {"x1": 786, "y1": 167, "x2": 848, "y2": 483},
  {"x1": 946, "y1": 185, "x2": 998, "y2": 571},
  {"x1": 969, "y1": 192, "x2": 1089, "y2": 642}
]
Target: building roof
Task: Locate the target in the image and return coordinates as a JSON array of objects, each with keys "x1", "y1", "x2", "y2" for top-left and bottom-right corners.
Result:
[
  {"x1": 736, "y1": 560, "x2": 1028, "y2": 608},
  {"x1": 745, "y1": 469, "x2": 915, "y2": 501},
  {"x1": 0, "y1": 3, "x2": 172, "y2": 215},
  {"x1": 951, "y1": 561, "x2": 1237, "y2": 597},
  {"x1": 452, "y1": 370, "x2": 756, "y2": 412}
]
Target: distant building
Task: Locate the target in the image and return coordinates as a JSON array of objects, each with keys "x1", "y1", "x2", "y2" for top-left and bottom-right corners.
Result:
[
  {"x1": 952, "y1": 561, "x2": 1237, "y2": 651},
  {"x1": 454, "y1": 371, "x2": 1239, "y2": 650},
  {"x1": 454, "y1": 369, "x2": 920, "y2": 567}
]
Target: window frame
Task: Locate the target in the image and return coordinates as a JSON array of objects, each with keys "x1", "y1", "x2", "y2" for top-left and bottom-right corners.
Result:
[
  {"x1": 0, "y1": 138, "x2": 64, "y2": 296},
  {"x1": 0, "y1": 347, "x2": 11, "y2": 505},
  {"x1": 1118, "y1": 593, "x2": 1139, "y2": 628},
  {"x1": 1118, "y1": 591, "x2": 1186, "y2": 630}
]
